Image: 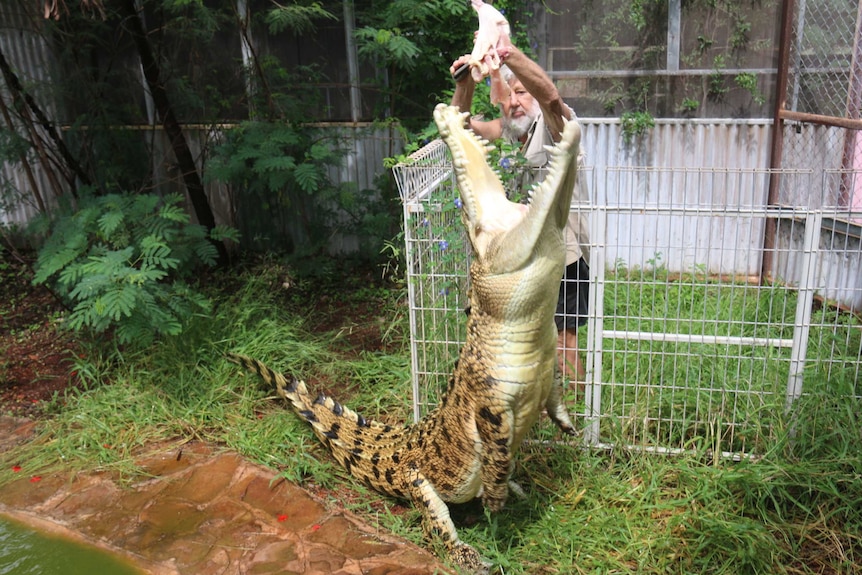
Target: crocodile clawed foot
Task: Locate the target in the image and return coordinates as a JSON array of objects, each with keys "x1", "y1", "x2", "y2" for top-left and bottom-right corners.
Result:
[
  {"x1": 554, "y1": 418, "x2": 579, "y2": 436},
  {"x1": 546, "y1": 395, "x2": 579, "y2": 436},
  {"x1": 508, "y1": 479, "x2": 526, "y2": 499},
  {"x1": 450, "y1": 541, "x2": 492, "y2": 575},
  {"x1": 481, "y1": 490, "x2": 508, "y2": 513}
]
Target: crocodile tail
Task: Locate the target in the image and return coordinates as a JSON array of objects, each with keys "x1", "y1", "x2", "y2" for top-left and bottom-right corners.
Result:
[
  {"x1": 226, "y1": 353, "x2": 410, "y2": 498},
  {"x1": 226, "y1": 352, "x2": 313, "y2": 414}
]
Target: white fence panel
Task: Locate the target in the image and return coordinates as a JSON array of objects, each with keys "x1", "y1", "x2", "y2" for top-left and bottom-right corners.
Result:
[{"x1": 394, "y1": 121, "x2": 862, "y2": 457}]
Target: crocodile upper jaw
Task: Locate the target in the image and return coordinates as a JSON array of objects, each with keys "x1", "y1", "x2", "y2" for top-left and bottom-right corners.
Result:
[{"x1": 432, "y1": 103, "x2": 581, "y2": 277}]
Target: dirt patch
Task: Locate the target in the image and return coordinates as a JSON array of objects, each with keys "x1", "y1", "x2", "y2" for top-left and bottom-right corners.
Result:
[
  {"x1": 0, "y1": 252, "x2": 404, "y2": 419},
  {"x1": 0, "y1": 254, "x2": 82, "y2": 418}
]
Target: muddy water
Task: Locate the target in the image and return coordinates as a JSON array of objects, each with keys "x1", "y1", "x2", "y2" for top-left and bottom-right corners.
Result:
[{"x1": 0, "y1": 517, "x2": 143, "y2": 575}]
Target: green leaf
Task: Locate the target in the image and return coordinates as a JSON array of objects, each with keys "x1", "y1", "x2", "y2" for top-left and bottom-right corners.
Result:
[
  {"x1": 129, "y1": 268, "x2": 169, "y2": 284},
  {"x1": 255, "y1": 156, "x2": 297, "y2": 174},
  {"x1": 355, "y1": 27, "x2": 420, "y2": 69},
  {"x1": 266, "y1": 2, "x2": 337, "y2": 35},
  {"x1": 98, "y1": 210, "x2": 125, "y2": 240},
  {"x1": 131, "y1": 194, "x2": 160, "y2": 215},
  {"x1": 192, "y1": 240, "x2": 218, "y2": 267},
  {"x1": 210, "y1": 225, "x2": 240, "y2": 243},
  {"x1": 35, "y1": 246, "x2": 83, "y2": 285},
  {"x1": 159, "y1": 195, "x2": 190, "y2": 223},
  {"x1": 293, "y1": 163, "x2": 321, "y2": 193},
  {"x1": 98, "y1": 285, "x2": 137, "y2": 320},
  {"x1": 69, "y1": 273, "x2": 110, "y2": 302},
  {"x1": 308, "y1": 142, "x2": 333, "y2": 162},
  {"x1": 139, "y1": 235, "x2": 179, "y2": 271},
  {"x1": 140, "y1": 235, "x2": 171, "y2": 258}
]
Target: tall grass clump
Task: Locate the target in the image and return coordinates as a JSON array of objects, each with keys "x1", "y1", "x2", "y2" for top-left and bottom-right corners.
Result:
[
  {"x1": 0, "y1": 261, "x2": 411, "y2": 487},
  {"x1": 1, "y1": 260, "x2": 859, "y2": 575}
]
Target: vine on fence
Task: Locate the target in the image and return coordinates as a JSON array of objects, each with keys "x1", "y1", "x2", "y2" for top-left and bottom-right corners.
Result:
[{"x1": 414, "y1": 137, "x2": 532, "y2": 307}]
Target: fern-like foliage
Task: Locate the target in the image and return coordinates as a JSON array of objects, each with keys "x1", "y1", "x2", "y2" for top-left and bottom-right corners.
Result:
[
  {"x1": 33, "y1": 192, "x2": 239, "y2": 347},
  {"x1": 265, "y1": 2, "x2": 337, "y2": 35},
  {"x1": 207, "y1": 120, "x2": 355, "y2": 256},
  {"x1": 354, "y1": 27, "x2": 421, "y2": 70}
]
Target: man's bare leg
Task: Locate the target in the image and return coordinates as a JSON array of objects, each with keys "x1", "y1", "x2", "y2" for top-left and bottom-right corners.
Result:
[{"x1": 557, "y1": 327, "x2": 585, "y2": 401}]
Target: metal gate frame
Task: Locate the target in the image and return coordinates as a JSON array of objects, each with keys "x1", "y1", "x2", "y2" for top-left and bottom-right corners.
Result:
[
  {"x1": 394, "y1": 143, "x2": 862, "y2": 458},
  {"x1": 581, "y1": 204, "x2": 829, "y2": 457}
]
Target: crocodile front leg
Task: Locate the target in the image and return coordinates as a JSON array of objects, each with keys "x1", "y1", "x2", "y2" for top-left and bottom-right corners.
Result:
[
  {"x1": 475, "y1": 402, "x2": 514, "y2": 512},
  {"x1": 407, "y1": 468, "x2": 491, "y2": 574}
]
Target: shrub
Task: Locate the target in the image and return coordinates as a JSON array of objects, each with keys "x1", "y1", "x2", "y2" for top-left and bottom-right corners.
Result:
[
  {"x1": 207, "y1": 120, "x2": 399, "y2": 268},
  {"x1": 32, "y1": 192, "x2": 237, "y2": 346},
  {"x1": 620, "y1": 110, "x2": 655, "y2": 145}
]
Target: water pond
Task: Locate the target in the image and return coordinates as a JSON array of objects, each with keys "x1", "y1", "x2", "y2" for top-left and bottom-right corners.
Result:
[{"x1": 0, "y1": 516, "x2": 144, "y2": 575}]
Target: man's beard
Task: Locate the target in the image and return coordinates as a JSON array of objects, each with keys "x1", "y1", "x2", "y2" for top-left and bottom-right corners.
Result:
[{"x1": 501, "y1": 101, "x2": 540, "y2": 141}]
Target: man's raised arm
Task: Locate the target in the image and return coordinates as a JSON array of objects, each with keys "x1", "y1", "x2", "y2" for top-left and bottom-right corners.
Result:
[{"x1": 498, "y1": 43, "x2": 571, "y2": 141}]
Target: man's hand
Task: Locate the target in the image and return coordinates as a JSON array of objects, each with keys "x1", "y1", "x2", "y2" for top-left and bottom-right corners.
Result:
[
  {"x1": 450, "y1": 55, "x2": 473, "y2": 83},
  {"x1": 495, "y1": 30, "x2": 514, "y2": 62}
]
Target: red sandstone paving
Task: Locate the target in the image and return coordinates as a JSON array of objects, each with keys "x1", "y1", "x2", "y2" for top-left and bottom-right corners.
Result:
[{"x1": 0, "y1": 417, "x2": 452, "y2": 575}]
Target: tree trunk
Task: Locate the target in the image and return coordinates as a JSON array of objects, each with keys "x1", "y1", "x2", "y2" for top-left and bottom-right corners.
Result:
[
  {"x1": 118, "y1": 0, "x2": 228, "y2": 264},
  {"x1": 0, "y1": 93, "x2": 47, "y2": 212},
  {"x1": 0, "y1": 46, "x2": 87, "y2": 197}
]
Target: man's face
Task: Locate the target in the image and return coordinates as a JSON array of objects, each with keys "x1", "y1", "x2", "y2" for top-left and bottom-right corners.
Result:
[{"x1": 501, "y1": 79, "x2": 539, "y2": 141}]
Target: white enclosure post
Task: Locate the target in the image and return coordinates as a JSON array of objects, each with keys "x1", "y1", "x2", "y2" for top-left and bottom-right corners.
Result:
[{"x1": 786, "y1": 210, "x2": 822, "y2": 410}]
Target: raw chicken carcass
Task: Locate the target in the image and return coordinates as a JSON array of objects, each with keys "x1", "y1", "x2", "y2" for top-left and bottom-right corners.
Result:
[{"x1": 467, "y1": 0, "x2": 512, "y2": 104}]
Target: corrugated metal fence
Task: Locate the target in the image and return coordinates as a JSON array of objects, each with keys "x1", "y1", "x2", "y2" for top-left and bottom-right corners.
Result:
[{"x1": 1, "y1": 123, "x2": 403, "y2": 254}]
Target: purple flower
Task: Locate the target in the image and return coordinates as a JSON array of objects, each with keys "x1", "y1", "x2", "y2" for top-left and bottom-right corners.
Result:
[
  {"x1": 438, "y1": 240, "x2": 449, "y2": 251},
  {"x1": 439, "y1": 287, "x2": 450, "y2": 296},
  {"x1": 499, "y1": 157, "x2": 512, "y2": 169},
  {"x1": 420, "y1": 218, "x2": 429, "y2": 227},
  {"x1": 454, "y1": 197, "x2": 463, "y2": 209}
]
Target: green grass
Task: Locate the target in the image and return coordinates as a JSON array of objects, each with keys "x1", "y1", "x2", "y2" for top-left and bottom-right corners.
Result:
[
  {"x1": 0, "y1": 263, "x2": 412, "y2": 486},
  {"x1": 1, "y1": 262, "x2": 860, "y2": 574},
  {"x1": 593, "y1": 268, "x2": 861, "y2": 456},
  {"x1": 469, "y1": 400, "x2": 861, "y2": 574},
  {"x1": 412, "y1": 260, "x2": 861, "y2": 458}
]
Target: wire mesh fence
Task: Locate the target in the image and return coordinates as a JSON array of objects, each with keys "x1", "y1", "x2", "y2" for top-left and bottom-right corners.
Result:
[
  {"x1": 392, "y1": 139, "x2": 470, "y2": 421},
  {"x1": 585, "y1": 167, "x2": 861, "y2": 457},
  {"x1": 786, "y1": 0, "x2": 860, "y2": 120},
  {"x1": 393, "y1": 140, "x2": 862, "y2": 458},
  {"x1": 780, "y1": 0, "x2": 862, "y2": 211}
]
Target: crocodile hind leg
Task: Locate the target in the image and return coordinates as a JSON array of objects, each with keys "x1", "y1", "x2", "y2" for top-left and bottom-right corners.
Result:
[
  {"x1": 546, "y1": 368, "x2": 577, "y2": 436},
  {"x1": 407, "y1": 468, "x2": 490, "y2": 574}
]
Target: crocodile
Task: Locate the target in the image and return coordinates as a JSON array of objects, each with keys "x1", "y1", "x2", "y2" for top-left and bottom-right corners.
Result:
[{"x1": 228, "y1": 103, "x2": 582, "y2": 573}]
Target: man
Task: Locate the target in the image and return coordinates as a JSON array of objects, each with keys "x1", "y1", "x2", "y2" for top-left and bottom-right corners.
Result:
[{"x1": 449, "y1": 41, "x2": 590, "y2": 397}]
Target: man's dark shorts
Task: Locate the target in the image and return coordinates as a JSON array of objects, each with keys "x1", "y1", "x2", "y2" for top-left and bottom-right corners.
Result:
[{"x1": 554, "y1": 257, "x2": 590, "y2": 331}]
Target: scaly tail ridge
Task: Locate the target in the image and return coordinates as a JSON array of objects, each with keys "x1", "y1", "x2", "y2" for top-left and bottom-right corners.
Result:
[
  {"x1": 226, "y1": 352, "x2": 312, "y2": 412},
  {"x1": 226, "y1": 353, "x2": 410, "y2": 498}
]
